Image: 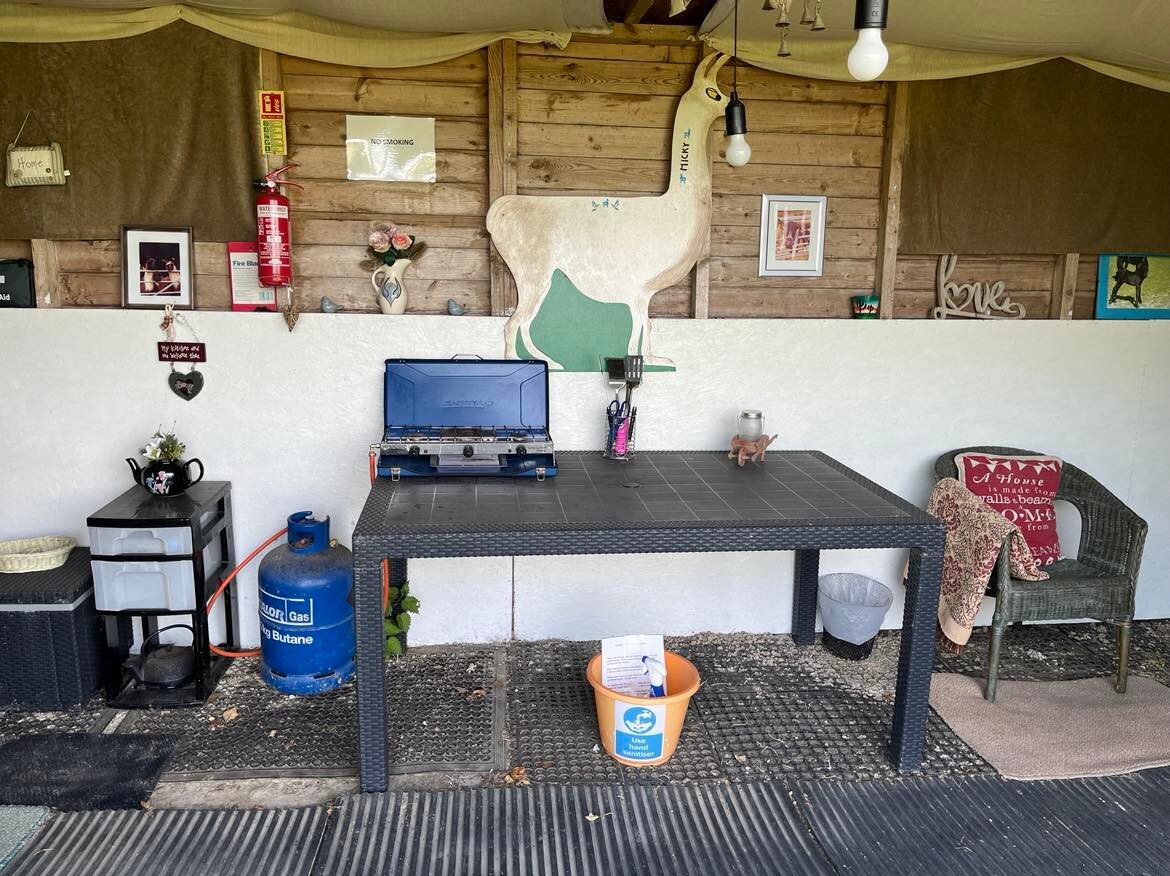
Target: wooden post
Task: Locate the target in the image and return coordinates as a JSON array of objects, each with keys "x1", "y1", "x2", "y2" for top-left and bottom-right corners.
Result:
[
  {"x1": 876, "y1": 81, "x2": 909, "y2": 319},
  {"x1": 1049, "y1": 253, "x2": 1079, "y2": 319},
  {"x1": 488, "y1": 40, "x2": 519, "y2": 315},
  {"x1": 30, "y1": 239, "x2": 60, "y2": 307},
  {"x1": 259, "y1": 49, "x2": 286, "y2": 173}
]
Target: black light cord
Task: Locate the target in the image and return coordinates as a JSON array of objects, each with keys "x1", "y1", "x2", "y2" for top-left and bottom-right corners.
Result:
[{"x1": 732, "y1": 0, "x2": 738, "y2": 91}]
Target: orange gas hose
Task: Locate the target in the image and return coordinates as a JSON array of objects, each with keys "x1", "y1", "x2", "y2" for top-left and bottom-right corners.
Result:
[{"x1": 207, "y1": 527, "x2": 288, "y2": 658}]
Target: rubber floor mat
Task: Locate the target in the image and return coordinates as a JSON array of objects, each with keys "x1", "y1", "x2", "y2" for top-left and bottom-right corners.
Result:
[
  {"x1": 4, "y1": 805, "x2": 326, "y2": 876},
  {"x1": 314, "y1": 783, "x2": 835, "y2": 875},
  {"x1": 0, "y1": 733, "x2": 177, "y2": 810},
  {"x1": 795, "y1": 769, "x2": 1170, "y2": 875}
]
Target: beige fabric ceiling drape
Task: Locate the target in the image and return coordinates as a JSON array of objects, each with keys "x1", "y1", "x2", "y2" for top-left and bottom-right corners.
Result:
[
  {"x1": 0, "y1": 2, "x2": 583, "y2": 66},
  {"x1": 699, "y1": 0, "x2": 1170, "y2": 93}
]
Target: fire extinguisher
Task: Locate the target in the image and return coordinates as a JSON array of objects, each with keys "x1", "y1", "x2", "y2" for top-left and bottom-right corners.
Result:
[{"x1": 254, "y1": 163, "x2": 302, "y2": 287}]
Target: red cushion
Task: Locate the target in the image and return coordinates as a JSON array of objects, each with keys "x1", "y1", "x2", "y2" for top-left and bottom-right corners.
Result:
[{"x1": 954, "y1": 452, "x2": 1062, "y2": 566}]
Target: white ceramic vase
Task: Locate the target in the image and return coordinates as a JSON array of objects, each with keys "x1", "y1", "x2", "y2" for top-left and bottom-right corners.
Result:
[{"x1": 372, "y1": 258, "x2": 412, "y2": 315}]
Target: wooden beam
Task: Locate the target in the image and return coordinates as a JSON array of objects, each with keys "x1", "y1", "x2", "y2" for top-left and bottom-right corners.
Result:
[
  {"x1": 488, "y1": 40, "x2": 519, "y2": 315},
  {"x1": 1049, "y1": 252, "x2": 1079, "y2": 319},
  {"x1": 580, "y1": 23, "x2": 697, "y2": 45},
  {"x1": 625, "y1": 0, "x2": 656, "y2": 24},
  {"x1": 259, "y1": 49, "x2": 286, "y2": 173},
  {"x1": 876, "y1": 80, "x2": 909, "y2": 319},
  {"x1": 30, "y1": 239, "x2": 60, "y2": 307}
]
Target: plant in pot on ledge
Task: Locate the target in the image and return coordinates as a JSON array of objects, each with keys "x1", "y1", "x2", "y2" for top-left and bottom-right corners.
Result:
[
  {"x1": 383, "y1": 578, "x2": 421, "y2": 656},
  {"x1": 126, "y1": 427, "x2": 204, "y2": 497},
  {"x1": 362, "y1": 222, "x2": 427, "y2": 315}
]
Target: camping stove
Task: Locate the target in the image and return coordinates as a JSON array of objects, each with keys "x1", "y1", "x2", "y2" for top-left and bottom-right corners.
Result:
[{"x1": 372, "y1": 359, "x2": 557, "y2": 479}]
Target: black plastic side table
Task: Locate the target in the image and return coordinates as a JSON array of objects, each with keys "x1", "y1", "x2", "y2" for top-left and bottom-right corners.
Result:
[{"x1": 88, "y1": 482, "x2": 237, "y2": 707}]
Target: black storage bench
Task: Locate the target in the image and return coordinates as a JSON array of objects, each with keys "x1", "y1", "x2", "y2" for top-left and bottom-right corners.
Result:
[{"x1": 0, "y1": 547, "x2": 104, "y2": 709}]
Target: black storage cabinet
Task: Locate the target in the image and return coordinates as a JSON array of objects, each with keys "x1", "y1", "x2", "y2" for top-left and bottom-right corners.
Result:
[
  {"x1": 88, "y1": 482, "x2": 237, "y2": 708},
  {"x1": 0, "y1": 548, "x2": 104, "y2": 709}
]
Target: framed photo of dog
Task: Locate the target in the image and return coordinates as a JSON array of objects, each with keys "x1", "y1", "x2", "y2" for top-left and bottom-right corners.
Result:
[
  {"x1": 1095, "y1": 254, "x2": 1170, "y2": 319},
  {"x1": 758, "y1": 195, "x2": 827, "y2": 278}
]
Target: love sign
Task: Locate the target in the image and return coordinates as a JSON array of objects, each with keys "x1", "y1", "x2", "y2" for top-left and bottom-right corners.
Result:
[
  {"x1": 168, "y1": 369, "x2": 204, "y2": 401},
  {"x1": 931, "y1": 254, "x2": 1026, "y2": 320}
]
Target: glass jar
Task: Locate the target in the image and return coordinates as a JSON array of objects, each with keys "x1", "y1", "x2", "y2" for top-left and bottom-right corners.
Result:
[{"x1": 738, "y1": 410, "x2": 763, "y2": 441}]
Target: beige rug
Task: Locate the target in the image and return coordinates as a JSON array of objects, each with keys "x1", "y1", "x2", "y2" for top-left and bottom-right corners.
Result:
[{"x1": 929, "y1": 673, "x2": 1170, "y2": 780}]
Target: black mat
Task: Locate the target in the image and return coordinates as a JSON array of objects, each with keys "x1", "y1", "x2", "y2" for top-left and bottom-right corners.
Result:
[
  {"x1": 5, "y1": 804, "x2": 326, "y2": 876},
  {"x1": 0, "y1": 733, "x2": 178, "y2": 810},
  {"x1": 314, "y1": 783, "x2": 835, "y2": 875},
  {"x1": 795, "y1": 769, "x2": 1170, "y2": 875}
]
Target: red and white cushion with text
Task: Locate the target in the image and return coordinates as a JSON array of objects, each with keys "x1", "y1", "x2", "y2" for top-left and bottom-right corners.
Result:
[{"x1": 954, "y1": 453, "x2": 1062, "y2": 566}]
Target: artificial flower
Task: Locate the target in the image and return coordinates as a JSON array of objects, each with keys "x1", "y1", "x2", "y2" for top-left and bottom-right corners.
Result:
[
  {"x1": 391, "y1": 232, "x2": 412, "y2": 250},
  {"x1": 368, "y1": 230, "x2": 391, "y2": 253}
]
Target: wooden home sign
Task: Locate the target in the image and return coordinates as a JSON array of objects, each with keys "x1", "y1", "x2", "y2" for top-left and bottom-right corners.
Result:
[{"x1": 931, "y1": 254, "x2": 1026, "y2": 319}]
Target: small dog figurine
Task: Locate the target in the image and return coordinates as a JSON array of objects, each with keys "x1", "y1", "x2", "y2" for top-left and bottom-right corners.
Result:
[{"x1": 729, "y1": 433, "x2": 777, "y2": 466}]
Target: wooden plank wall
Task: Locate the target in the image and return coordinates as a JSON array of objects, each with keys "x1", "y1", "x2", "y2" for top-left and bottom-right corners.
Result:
[{"x1": 0, "y1": 28, "x2": 1099, "y2": 319}]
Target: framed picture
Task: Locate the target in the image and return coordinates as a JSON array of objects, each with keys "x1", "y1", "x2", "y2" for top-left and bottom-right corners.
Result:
[
  {"x1": 1096, "y1": 254, "x2": 1170, "y2": 319},
  {"x1": 121, "y1": 226, "x2": 195, "y2": 309},
  {"x1": 758, "y1": 194, "x2": 826, "y2": 277}
]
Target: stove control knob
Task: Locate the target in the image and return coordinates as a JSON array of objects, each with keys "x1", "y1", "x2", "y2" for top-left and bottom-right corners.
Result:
[
  {"x1": 516, "y1": 445, "x2": 527, "y2": 455},
  {"x1": 408, "y1": 445, "x2": 421, "y2": 456},
  {"x1": 462, "y1": 445, "x2": 475, "y2": 458}
]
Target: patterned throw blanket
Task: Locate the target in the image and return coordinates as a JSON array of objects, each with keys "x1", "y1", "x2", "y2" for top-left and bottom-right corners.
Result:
[{"x1": 928, "y1": 478, "x2": 1049, "y2": 647}]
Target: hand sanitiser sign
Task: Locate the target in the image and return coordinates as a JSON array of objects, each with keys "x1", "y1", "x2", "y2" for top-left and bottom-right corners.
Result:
[{"x1": 614, "y1": 701, "x2": 666, "y2": 761}]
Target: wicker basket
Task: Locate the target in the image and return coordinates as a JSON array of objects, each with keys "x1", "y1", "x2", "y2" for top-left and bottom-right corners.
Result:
[{"x1": 0, "y1": 536, "x2": 77, "y2": 573}]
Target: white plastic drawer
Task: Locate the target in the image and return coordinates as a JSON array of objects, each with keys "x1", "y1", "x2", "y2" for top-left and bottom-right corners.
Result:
[
  {"x1": 92, "y1": 559, "x2": 196, "y2": 612},
  {"x1": 89, "y1": 525, "x2": 193, "y2": 557}
]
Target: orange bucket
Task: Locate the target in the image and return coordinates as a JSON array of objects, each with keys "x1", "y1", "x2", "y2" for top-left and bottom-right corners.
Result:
[{"x1": 585, "y1": 651, "x2": 701, "y2": 767}]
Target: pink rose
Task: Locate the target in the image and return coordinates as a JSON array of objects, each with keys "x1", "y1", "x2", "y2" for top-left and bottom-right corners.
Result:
[
  {"x1": 368, "y1": 230, "x2": 391, "y2": 253},
  {"x1": 391, "y1": 232, "x2": 412, "y2": 250}
]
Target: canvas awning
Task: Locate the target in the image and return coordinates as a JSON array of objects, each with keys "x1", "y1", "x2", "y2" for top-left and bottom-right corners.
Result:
[
  {"x1": 698, "y1": 0, "x2": 1170, "y2": 92},
  {"x1": 0, "y1": 1, "x2": 609, "y2": 66}
]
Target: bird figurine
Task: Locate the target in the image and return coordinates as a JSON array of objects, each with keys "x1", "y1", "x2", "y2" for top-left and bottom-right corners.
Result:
[
  {"x1": 320, "y1": 296, "x2": 340, "y2": 313},
  {"x1": 446, "y1": 298, "x2": 466, "y2": 316}
]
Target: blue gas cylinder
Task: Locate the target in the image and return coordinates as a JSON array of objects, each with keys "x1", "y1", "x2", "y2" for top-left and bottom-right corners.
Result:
[{"x1": 258, "y1": 512, "x2": 355, "y2": 695}]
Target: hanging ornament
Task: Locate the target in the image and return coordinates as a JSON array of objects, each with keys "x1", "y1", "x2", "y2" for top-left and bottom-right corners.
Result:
[
  {"x1": 282, "y1": 285, "x2": 300, "y2": 332},
  {"x1": 799, "y1": 0, "x2": 815, "y2": 24},
  {"x1": 811, "y1": 0, "x2": 826, "y2": 30},
  {"x1": 762, "y1": 0, "x2": 778, "y2": 9},
  {"x1": 776, "y1": 28, "x2": 792, "y2": 56},
  {"x1": 775, "y1": 0, "x2": 790, "y2": 27},
  {"x1": 159, "y1": 305, "x2": 204, "y2": 401}
]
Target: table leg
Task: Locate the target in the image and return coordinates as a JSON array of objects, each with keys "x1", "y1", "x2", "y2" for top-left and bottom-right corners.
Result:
[
  {"x1": 792, "y1": 549, "x2": 820, "y2": 646},
  {"x1": 354, "y1": 551, "x2": 400, "y2": 793},
  {"x1": 889, "y1": 542, "x2": 943, "y2": 771}
]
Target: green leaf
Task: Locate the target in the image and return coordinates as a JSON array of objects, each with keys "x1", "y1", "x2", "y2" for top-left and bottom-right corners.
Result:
[
  {"x1": 382, "y1": 618, "x2": 400, "y2": 636},
  {"x1": 401, "y1": 596, "x2": 420, "y2": 614},
  {"x1": 400, "y1": 581, "x2": 410, "y2": 597},
  {"x1": 396, "y1": 612, "x2": 411, "y2": 632},
  {"x1": 384, "y1": 636, "x2": 402, "y2": 656},
  {"x1": 386, "y1": 586, "x2": 400, "y2": 603}
]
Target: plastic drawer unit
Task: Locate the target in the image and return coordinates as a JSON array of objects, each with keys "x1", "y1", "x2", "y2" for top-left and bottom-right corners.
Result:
[{"x1": 86, "y1": 481, "x2": 237, "y2": 707}]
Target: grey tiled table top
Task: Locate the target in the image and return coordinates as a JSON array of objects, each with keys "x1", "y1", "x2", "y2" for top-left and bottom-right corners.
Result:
[{"x1": 357, "y1": 450, "x2": 932, "y2": 532}]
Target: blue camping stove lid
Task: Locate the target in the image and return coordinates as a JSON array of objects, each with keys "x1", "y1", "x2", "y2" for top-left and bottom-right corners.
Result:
[{"x1": 383, "y1": 359, "x2": 550, "y2": 433}]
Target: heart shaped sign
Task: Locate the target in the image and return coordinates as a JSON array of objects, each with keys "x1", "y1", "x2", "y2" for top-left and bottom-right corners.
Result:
[{"x1": 168, "y1": 368, "x2": 204, "y2": 401}]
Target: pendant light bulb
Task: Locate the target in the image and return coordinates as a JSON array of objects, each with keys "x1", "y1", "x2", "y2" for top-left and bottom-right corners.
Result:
[
  {"x1": 847, "y1": 27, "x2": 888, "y2": 81},
  {"x1": 724, "y1": 90, "x2": 751, "y2": 167}
]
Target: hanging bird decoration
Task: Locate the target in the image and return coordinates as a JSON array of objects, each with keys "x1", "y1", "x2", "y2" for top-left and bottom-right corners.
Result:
[
  {"x1": 446, "y1": 298, "x2": 466, "y2": 316},
  {"x1": 320, "y1": 296, "x2": 340, "y2": 313}
]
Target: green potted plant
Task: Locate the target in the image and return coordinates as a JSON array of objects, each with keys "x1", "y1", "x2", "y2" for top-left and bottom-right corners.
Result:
[{"x1": 383, "y1": 579, "x2": 421, "y2": 655}]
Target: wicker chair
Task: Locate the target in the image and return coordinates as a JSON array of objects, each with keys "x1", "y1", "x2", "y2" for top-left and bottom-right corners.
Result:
[{"x1": 934, "y1": 446, "x2": 1147, "y2": 702}]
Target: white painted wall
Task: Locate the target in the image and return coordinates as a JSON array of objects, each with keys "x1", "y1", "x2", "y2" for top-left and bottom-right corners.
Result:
[{"x1": 1, "y1": 310, "x2": 1166, "y2": 646}]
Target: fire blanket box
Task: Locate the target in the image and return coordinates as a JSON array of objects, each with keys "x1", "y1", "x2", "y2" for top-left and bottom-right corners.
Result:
[{"x1": 0, "y1": 258, "x2": 35, "y2": 308}]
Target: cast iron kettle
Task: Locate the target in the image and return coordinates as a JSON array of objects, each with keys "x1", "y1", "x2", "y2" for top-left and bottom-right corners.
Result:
[{"x1": 126, "y1": 456, "x2": 204, "y2": 498}]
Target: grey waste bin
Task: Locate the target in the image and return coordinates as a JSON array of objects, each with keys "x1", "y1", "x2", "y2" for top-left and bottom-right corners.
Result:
[{"x1": 817, "y1": 573, "x2": 893, "y2": 660}]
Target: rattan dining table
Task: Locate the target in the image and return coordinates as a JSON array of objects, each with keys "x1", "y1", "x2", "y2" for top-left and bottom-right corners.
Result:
[{"x1": 351, "y1": 450, "x2": 945, "y2": 792}]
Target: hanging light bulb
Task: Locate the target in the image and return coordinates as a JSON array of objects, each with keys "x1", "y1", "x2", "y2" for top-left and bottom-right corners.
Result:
[
  {"x1": 724, "y1": 0, "x2": 751, "y2": 167},
  {"x1": 848, "y1": 0, "x2": 889, "y2": 81}
]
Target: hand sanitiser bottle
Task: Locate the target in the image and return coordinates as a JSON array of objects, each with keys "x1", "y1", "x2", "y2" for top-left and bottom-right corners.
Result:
[{"x1": 642, "y1": 655, "x2": 667, "y2": 697}]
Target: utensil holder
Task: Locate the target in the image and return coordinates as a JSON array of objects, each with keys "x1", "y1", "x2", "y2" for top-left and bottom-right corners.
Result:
[{"x1": 603, "y1": 407, "x2": 637, "y2": 461}]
